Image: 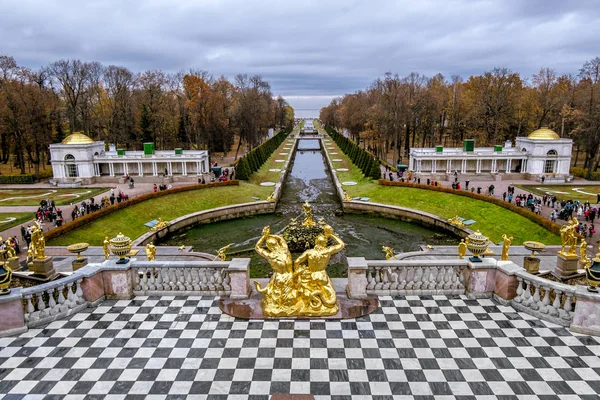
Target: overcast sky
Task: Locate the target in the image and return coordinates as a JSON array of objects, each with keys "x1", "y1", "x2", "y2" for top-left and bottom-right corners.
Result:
[{"x1": 1, "y1": 0, "x2": 599, "y2": 117}]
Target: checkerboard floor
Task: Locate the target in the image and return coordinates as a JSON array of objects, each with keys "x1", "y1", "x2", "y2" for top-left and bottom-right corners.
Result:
[{"x1": 1, "y1": 295, "x2": 599, "y2": 400}]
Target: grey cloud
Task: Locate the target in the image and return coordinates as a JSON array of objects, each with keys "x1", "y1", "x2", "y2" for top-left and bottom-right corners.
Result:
[{"x1": 1, "y1": 0, "x2": 599, "y2": 115}]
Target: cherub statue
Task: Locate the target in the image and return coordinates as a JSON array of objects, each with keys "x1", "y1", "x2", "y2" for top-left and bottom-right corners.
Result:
[
  {"x1": 458, "y1": 239, "x2": 467, "y2": 259},
  {"x1": 214, "y1": 243, "x2": 234, "y2": 261},
  {"x1": 343, "y1": 191, "x2": 352, "y2": 201},
  {"x1": 382, "y1": 246, "x2": 398, "y2": 260},
  {"x1": 103, "y1": 236, "x2": 110, "y2": 260},
  {"x1": 580, "y1": 239, "x2": 589, "y2": 264},
  {"x1": 501, "y1": 234, "x2": 513, "y2": 261},
  {"x1": 266, "y1": 192, "x2": 276, "y2": 202},
  {"x1": 145, "y1": 242, "x2": 156, "y2": 262}
]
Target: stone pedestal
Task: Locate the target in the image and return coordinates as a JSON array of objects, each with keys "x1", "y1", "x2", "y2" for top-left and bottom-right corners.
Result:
[
  {"x1": 6, "y1": 257, "x2": 20, "y2": 271},
  {"x1": 553, "y1": 253, "x2": 580, "y2": 279},
  {"x1": 227, "y1": 258, "x2": 251, "y2": 300},
  {"x1": 524, "y1": 256, "x2": 540, "y2": 274},
  {"x1": 346, "y1": 257, "x2": 368, "y2": 299},
  {"x1": 28, "y1": 257, "x2": 57, "y2": 279},
  {"x1": 72, "y1": 258, "x2": 88, "y2": 271}
]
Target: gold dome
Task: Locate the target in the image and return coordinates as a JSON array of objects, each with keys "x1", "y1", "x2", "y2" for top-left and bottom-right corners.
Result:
[
  {"x1": 527, "y1": 127, "x2": 560, "y2": 140},
  {"x1": 62, "y1": 132, "x2": 94, "y2": 145}
]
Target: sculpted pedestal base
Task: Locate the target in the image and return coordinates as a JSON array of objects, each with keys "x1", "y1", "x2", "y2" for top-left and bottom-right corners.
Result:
[
  {"x1": 6, "y1": 257, "x2": 20, "y2": 272},
  {"x1": 28, "y1": 257, "x2": 57, "y2": 280},
  {"x1": 553, "y1": 253, "x2": 583, "y2": 280},
  {"x1": 72, "y1": 258, "x2": 88, "y2": 271},
  {"x1": 524, "y1": 256, "x2": 540, "y2": 275}
]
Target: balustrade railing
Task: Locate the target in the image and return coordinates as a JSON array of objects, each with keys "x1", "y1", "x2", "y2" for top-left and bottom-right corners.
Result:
[
  {"x1": 365, "y1": 260, "x2": 468, "y2": 295},
  {"x1": 132, "y1": 261, "x2": 232, "y2": 295},
  {"x1": 511, "y1": 270, "x2": 576, "y2": 326},
  {"x1": 22, "y1": 274, "x2": 87, "y2": 328}
]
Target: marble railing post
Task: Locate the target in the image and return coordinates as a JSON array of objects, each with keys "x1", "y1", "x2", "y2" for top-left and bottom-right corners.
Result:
[
  {"x1": 78, "y1": 264, "x2": 106, "y2": 305},
  {"x1": 0, "y1": 289, "x2": 27, "y2": 337},
  {"x1": 466, "y1": 257, "x2": 497, "y2": 297},
  {"x1": 571, "y1": 286, "x2": 600, "y2": 336},
  {"x1": 347, "y1": 257, "x2": 368, "y2": 299},
  {"x1": 228, "y1": 258, "x2": 251, "y2": 299},
  {"x1": 101, "y1": 259, "x2": 135, "y2": 300},
  {"x1": 494, "y1": 261, "x2": 522, "y2": 301}
]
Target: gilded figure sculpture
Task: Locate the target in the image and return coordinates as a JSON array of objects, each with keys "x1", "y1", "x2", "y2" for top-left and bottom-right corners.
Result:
[
  {"x1": 382, "y1": 246, "x2": 398, "y2": 260},
  {"x1": 267, "y1": 192, "x2": 276, "y2": 202},
  {"x1": 458, "y1": 239, "x2": 467, "y2": 259},
  {"x1": 501, "y1": 234, "x2": 513, "y2": 261},
  {"x1": 214, "y1": 243, "x2": 234, "y2": 261},
  {"x1": 580, "y1": 239, "x2": 589, "y2": 264},
  {"x1": 254, "y1": 226, "x2": 301, "y2": 316},
  {"x1": 29, "y1": 222, "x2": 46, "y2": 260},
  {"x1": 293, "y1": 224, "x2": 343, "y2": 316},
  {"x1": 560, "y1": 218, "x2": 579, "y2": 257},
  {"x1": 6, "y1": 243, "x2": 16, "y2": 259},
  {"x1": 151, "y1": 218, "x2": 169, "y2": 231},
  {"x1": 145, "y1": 242, "x2": 156, "y2": 261},
  {"x1": 343, "y1": 191, "x2": 352, "y2": 201},
  {"x1": 103, "y1": 236, "x2": 110, "y2": 260},
  {"x1": 302, "y1": 200, "x2": 315, "y2": 227},
  {"x1": 448, "y1": 216, "x2": 465, "y2": 229}
]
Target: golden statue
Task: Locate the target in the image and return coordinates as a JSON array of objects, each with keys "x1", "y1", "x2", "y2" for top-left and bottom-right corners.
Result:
[
  {"x1": 293, "y1": 224, "x2": 343, "y2": 316},
  {"x1": 6, "y1": 242, "x2": 16, "y2": 259},
  {"x1": 501, "y1": 234, "x2": 513, "y2": 261},
  {"x1": 145, "y1": 242, "x2": 156, "y2": 261},
  {"x1": 448, "y1": 216, "x2": 465, "y2": 228},
  {"x1": 580, "y1": 239, "x2": 589, "y2": 264},
  {"x1": 343, "y1": 191, "x2": 352, "y2": 201},
  {"x1": 29, "y1": 222, "x2": 46, "y2": 260},
  {"x1": 267, "y1": 192, "x2": 276, "y2": 202},
  {"x1": 302, "y1": 200, "x2": 315, "y2": 227},
  {"x1": 103, "y1": 236, "x2": 110, "y2": 260},
  {"x1": 382, "y1": 246, "x2": 398, "y2": 260},
  {"x1": 214, "y1": 243, "x2": 234, "y2": 261},
  {"x1": 458, "y1": 239, "x2": 467, "y2": 259},
  {"x1": 151, "y1": 218, "x2": 169, "y2": 231},
  {"x1": 560, "y1": 218, "x2": 579, "y2": 257},
  {"x1": 254, "y1": 226, "x2": 300, "y2": 316}
]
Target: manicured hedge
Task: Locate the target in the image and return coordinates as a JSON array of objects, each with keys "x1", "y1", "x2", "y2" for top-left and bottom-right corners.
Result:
[
  {"x1": 0, "y1": 169, "x2": 54, "y2": 184},
  {"x1": 236, "y1": 129, "x2": 291, "y2": 180},
  {"x1": 324, "y1": 125, "x2": 381, "y2": 180},
  {"x1": 44, "y1": 180, "x2": 239, "y2": 241},
  {"x1": 570, "y1": 166, "x2": 600, "y2": 181},
  {"x1": 379, "y1": 179, "x2": 562, "y2": 235}
]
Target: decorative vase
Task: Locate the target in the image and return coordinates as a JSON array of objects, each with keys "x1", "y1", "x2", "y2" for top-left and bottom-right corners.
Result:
[
  {"x1": 465, "y1": 230, "x2": 489, "y2": 262},
  {"x1": 0, "y1": 262, "x2": 12, "y2": 295},
  {"x1": 586, "y1": 258, "x2": 600, "y2": 293},
  {"x1": 67, "y1": 243, "x2": 89, "y2": 260},
  {"x1": 109, "y1": 233, "x2": 132, "y2": 264}
]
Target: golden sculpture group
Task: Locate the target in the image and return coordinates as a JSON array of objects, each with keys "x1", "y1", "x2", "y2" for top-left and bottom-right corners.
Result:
[
  {"x1": 254, "y1": 202, "x2": 344, "y2": 317},
  {"x1": 381, "y1": 246, "x2": 398, "y2": 260},
  {"x1": 447, "y1": 216, "x2": 465, "y2": 229},
  {"x1": 151, "y1": 218, "x2": 169, "y2": 231},
  {"x1": 214, "y1": 243, "x2": 234, "y2": 261},
  {"x1": 28, "y1": 222, "x2": 46, "y2": 260},
  {"x1": 559, "y1": 218, "x2": 580, "y2": 257}
]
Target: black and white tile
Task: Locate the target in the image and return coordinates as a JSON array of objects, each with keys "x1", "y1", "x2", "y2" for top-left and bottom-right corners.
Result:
[{"x1": 1, "y1": 295, "x2": 599, "y2": 399}]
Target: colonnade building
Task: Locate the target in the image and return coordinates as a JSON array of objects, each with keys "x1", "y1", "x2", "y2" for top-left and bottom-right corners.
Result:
[
  {"x1": 408, "y1": 127, "x2": 573, "y2": 182},
  {"x1": 49, "y1": 133, "x2": 210, "y2": 185}
]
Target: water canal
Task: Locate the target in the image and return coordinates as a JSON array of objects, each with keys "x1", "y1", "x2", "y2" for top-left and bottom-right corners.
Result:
[{"x1": 159, "y1": 135, "x2": 458, "y2": 277}]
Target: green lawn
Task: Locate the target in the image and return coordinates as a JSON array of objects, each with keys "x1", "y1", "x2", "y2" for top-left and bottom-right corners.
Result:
[
  {"x1": 48, "y1": 183, "x2": 272, "y2": 246},
  {"x1": 0, "y1": 187, "x2": 110, "y2": 206},
  {"x1": 516, "y1": 184, "x2": 600, "y2": 203},
  {"x1": 319, "y1": 126, "x2": 560, "y2": 246},
  {"x1": 0, "y1": 212, "x2": 34, "y2": 232}
]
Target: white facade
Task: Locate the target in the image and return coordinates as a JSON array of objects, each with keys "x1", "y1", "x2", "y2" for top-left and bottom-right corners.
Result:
[
  {"x1": 50, "y1": 133, "x2": 210, "y2": 184},
  {"x1": 408, "y1": 128, "x2": 573, "y2": 182}
]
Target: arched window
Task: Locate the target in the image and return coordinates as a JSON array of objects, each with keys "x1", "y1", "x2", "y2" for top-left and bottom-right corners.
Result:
[
  {"x1": 64, "y1": 154, "x2": 78, "y2": 177},
  {"x1": 547, "y1": 150, "x2": 557, "y2": 156},
  {"x1": 544, "y1": 150, "x2": 557, "y2": 173},
  {"x1": 521, "y1": 148, "x2": 527, "y2": 152}
]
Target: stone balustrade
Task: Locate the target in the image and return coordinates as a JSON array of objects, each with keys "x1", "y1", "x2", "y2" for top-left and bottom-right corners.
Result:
[
  {"x1": 22, "y1": 274, "x2": 87, "y2": 328},
  {"x1": 511, "y1": 270, "x2": 576, "y2": 327},
  {"x1": 132, "y1": 261, "x2": 232, "y2": 296},
  {"x1": 362, "y1": 259, "x2": 468, "y2": 296}
]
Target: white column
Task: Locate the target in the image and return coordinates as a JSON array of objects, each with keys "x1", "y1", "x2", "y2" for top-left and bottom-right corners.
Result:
[
  {"x1": 447, "y1": 159, "x2": 452, "y2": 173},
  {"x1": 138, "y1": 162, "x2": 143, "y2": 176},
  {"x1": 109, "y1": 163, "x2": 115, "y2": 177},
  {"x1": 123, "y1": 162, "x2": 129, "y2": 176},
  {"x1": 461, "y1": 159, "x2": 466, "y2": 173},
  {"x1": 491, "y1": 159, "x2": 496, "y2": 173},
  {"x1": 152, "y1": 162, "x2": 157, "y2": 176},
  {"x1": 196, "y1": 161, "x2": 201, "y2": 175},
  {"x1": 432, "y1": 159, "x2": 436, "y2": 174},
  {"x1": 506, "y1": 159, "x2": 512, "y2": 173},
  {"x1": 182, "y1": 161, "x2": 187, "y2": 176},
  {"x1": 168, "y1": 162, "x2": 173, "y2": 176}
]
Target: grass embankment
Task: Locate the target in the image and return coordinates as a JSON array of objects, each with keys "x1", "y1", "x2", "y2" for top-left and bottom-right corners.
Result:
[
  {"x1": 318, "y1": 125, "x2": 561, "y2": 245},
  {"x1": 48, "y1": 182, "x2": 271, "y2": 246},
  {"x1": 248, "y1": 127, "x2": 299, "y2": 186},
  {"x1": 0, "y1": 187, "x2": 110, "y2": 206},
  {"x1": 0, "y1": 213, "x2": 35, "y2": 232}
]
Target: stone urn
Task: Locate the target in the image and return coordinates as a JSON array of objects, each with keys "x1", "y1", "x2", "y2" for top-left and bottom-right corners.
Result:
[
  {"x1": 465, "y1": 230, "x2": 490, "y2": 262},
  {"x1": 109, "y1": 233, "x2": 132, "y2": 264},
  {"x1": 67, "y1": 243, "x2": 89, "y2": 260},
  {"x1": 0, "y1": 262, "x2": 12, "y2": 295}
]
